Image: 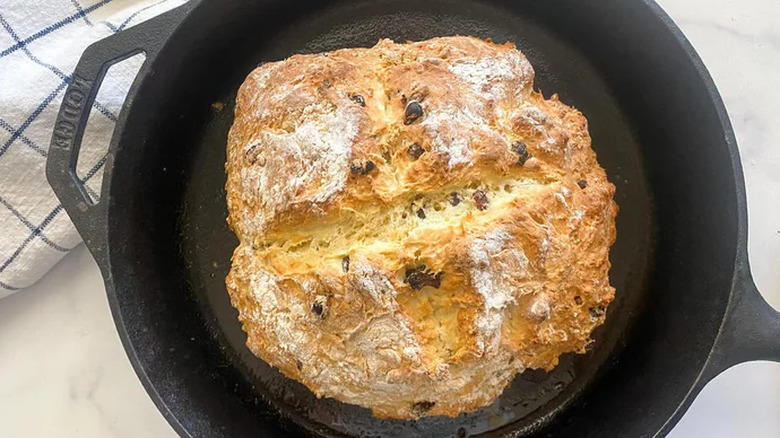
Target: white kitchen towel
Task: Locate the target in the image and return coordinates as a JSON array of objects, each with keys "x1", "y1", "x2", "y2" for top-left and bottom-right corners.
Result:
[{"x1": 0, "y1": 0, "x2": 187, "y2": 297}]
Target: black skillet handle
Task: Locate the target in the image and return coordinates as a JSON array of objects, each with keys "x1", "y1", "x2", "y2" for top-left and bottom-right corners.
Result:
[
  {"x1": 702, "y1": 260, "x2": 780, "y2": 381},
  {"x1": 46, "y1": 2, "x2": 196, "y2": 255}
]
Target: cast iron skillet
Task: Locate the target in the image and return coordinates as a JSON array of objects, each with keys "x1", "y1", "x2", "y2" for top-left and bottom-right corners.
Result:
[{"x1": 46, "y1": 1, "x2": 780, "y2": 437}]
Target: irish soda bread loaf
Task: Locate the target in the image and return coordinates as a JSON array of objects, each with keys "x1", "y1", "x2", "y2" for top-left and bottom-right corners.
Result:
[{"x1": 225, "y1": 36, "x2": 617, "y2": 419}]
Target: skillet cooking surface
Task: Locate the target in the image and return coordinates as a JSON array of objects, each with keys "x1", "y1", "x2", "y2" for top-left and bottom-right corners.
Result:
[{"x1": 176, "y1": 1, "x2": 654, "y2": 436}]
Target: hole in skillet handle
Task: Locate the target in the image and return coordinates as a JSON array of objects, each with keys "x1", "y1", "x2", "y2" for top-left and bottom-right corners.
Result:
[{"x1": 75, "y1": 53, "x2": 147, "y2": 204}]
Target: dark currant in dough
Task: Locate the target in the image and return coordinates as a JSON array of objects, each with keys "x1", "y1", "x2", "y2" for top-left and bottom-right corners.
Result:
[
  {"x1": 404, "y1": 101, "x2": 423, "y2": 125},
  {"x1": 405, "y1": 265, "x2": 442, "y2": 290},
  {"x1": 473, "y1": 190, "x2": 489, "y2": 211},
  {"x1": 408, "y1": 143, "x2": 425, "y2": 160},
  {"x1": 511, "y1": 141, "x2": 530, "y2": 166},
  {"x1": 351, "y1": 94, "x2": 366, "y2": 106}
]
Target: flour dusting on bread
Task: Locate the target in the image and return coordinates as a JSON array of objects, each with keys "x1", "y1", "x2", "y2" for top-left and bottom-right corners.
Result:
[
  {"x1": 469, "y1": 228, "x2": 528, "y2": 354},
  {"x1": 420, "y1": 105, "x2": 481, "y2": 169},
  {"x1": 448, "y1": 51, "x2": 533, "y2": 102},
  {"x1": 239, "y1": 101, "x2": 361, "y2": 232}
]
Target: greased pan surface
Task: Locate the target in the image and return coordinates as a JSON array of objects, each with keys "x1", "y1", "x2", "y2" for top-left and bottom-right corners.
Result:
[{"x1": 46, "y1": 1, "x2": 780, "y2": 437}]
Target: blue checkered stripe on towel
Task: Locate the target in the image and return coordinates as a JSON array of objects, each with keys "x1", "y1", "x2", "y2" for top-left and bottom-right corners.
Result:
[{"x1": 0, "y1": 0, "x2": 187, "y2": 297}]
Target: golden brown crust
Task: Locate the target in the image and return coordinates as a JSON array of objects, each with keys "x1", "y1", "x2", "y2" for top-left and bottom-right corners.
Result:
[{"x1": 225, "y1": 36, "x2": 617, "y2": 419}]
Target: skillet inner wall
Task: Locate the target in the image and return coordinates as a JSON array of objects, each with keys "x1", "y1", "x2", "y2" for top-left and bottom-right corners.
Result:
[{"x1": 106, "y1": 1, "x2": 736, "y2": 437}]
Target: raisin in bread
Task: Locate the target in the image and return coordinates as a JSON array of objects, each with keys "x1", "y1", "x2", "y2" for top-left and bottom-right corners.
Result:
[{"x1": 225, "y1": 36, "x2": 617, "y2": 419}]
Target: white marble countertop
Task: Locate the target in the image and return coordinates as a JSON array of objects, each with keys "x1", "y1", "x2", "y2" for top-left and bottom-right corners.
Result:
[{"x1": 1, "y1": 1, "x2": 779, "y2": 437}]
